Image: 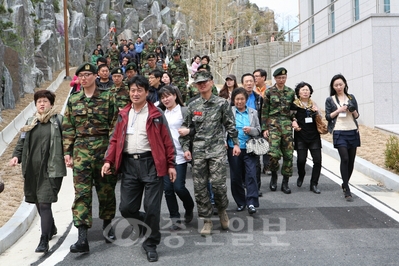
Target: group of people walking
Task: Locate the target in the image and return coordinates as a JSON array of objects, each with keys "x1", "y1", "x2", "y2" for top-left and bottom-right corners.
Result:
[{"x1": 8, "y1": 46, "x2": 360, "y2": 262}]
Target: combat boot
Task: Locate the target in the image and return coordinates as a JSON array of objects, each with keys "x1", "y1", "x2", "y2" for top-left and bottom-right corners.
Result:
[
  {"x1": 218, "y1": 209, "x2": 229, "y2": 230},
  {"x1": 35, "y1": 235, "x2": 49, "y2": 253},
  {"x1": 281, "y1": 176, "x2": 291, "y2": 194},
  {"x1": 270, "y1": 171, "x2": 278, "y2": 191},
  {"x1": 103, "y1": 219, "x2": 115, "y2": 243},
  {"x1": 200, "y1": 219, "x2": 213, "y2": 236},
  {"x1": 70, "y1": 225, "x2": 89, "y2": 253}
]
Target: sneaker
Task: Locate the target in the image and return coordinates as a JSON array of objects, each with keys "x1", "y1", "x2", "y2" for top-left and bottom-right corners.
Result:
[
  {"x1": 200, "y1": 219, "x2": 213, "y2": 236},
  {"x1": 218, "y1": 209, "x2": 229, "y2": 230},
  {"x1": 248, "y1": 205, "x2": 257, "y2": 215}
]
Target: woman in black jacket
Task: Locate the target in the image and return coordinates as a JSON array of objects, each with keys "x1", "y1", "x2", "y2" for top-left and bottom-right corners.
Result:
[
  {"x1": 291, "y1": 82, "x2": 322, "y2": 194},
  {"x1": 325, "y1": 74, "x2": 360, "y2": 202}
]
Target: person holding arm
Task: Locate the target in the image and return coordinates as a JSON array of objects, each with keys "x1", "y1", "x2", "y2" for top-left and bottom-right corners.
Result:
[
  {"x1": 10, "y1": 90, "x2": 65, "y2": 253},
  {"x1": 228, "y1": 87, "x2": 261, "y2": 214},
  {"x1": 158, "y1": 85, "x2": 195, "y2": 231},
  {"x1": 291, "y1": 82, "x2": 322, "y2": 194},
  {"x1": 325, "y1": 74, "x2": 360, "y2": 202}
]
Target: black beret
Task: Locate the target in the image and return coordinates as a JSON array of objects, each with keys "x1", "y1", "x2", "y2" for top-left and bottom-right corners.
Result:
[
  {"x1": 172, "y1": 50, "x2": 180, "y2": 56},
  {"x1": 273, "y1": 67, "x2": 287, "y2": 77},
  {"x1": 147, "y1": 53, "x2": 156, "y2": 60},
  {"x1": 197, "y1": 64, "x2": 211, "y2": 72},
  {"x1": 111, "y1": 67, "x2": 123, "y2": 75},
  {"x1": 76, "y1": 63, "x2": 97, "y2": 75},
  {"x1": 126, "y1": 62, "x2": 138, "y2": 71}
]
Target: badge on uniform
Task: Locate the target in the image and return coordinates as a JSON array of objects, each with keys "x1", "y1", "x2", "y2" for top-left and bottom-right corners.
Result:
[
  {"x1": 305, "y1": 117, "x2": 313, "y2": 123},
  {"x1": 194, "y1": 111, "x2": 202, "y2": 116}
]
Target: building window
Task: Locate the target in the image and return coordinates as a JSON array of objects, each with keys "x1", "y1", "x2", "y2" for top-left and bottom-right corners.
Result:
[
  {"x1": 329, "y1": 0, "x2": 335, "y2": 34},
  {"x1": 384, "y1": 0, "x2": 390, "y2": 13},
  {"x1": 353, "y1": 0, "x2": 360, "y2": 21},
  {"x1": 309, "y1": 0, "x2": 315, "y2": 44}
]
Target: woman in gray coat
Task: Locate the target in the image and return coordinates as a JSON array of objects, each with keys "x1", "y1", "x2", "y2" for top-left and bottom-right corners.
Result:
[
  {"x1": 9, "y1": 90, "x2": 66, "y2": 253},
  {"x1": 227, "y1": 87, "x2": 261, "y2": 215}
]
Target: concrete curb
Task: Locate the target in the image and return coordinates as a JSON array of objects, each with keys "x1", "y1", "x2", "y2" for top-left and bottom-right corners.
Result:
[
  {"x1": 0, "y1": 69, "x2": 68, "y2": 255},
  {"x1": 321, "y1": 139, "x2": 399, "y2": 191}
]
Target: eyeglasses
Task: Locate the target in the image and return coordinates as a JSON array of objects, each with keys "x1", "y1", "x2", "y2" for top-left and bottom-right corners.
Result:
[{"x1": 78, "y1": 73, "x2": 94, "y2": 78}]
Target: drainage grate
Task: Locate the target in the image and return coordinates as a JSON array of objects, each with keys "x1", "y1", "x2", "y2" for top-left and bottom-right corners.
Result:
[{"x1": 357, "y1": 185, "x2": 393, "y2": 192}]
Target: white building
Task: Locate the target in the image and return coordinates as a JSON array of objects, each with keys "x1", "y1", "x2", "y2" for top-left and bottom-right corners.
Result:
[{"x1": 273, "y1": 0, "x2": 399, "y2": 128}]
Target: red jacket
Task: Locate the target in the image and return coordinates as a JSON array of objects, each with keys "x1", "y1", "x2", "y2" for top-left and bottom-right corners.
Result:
[{"x1": 104, "y1": 101, "x2": 176, "y2": 176}]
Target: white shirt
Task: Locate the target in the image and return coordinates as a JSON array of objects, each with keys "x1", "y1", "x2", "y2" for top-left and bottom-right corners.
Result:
[
  {"x1": 124, "y1": 104, "x2": 151, "y2": 154},
  {"x1": 164, "y1": 105, "x2": 187, "y2": 164}
]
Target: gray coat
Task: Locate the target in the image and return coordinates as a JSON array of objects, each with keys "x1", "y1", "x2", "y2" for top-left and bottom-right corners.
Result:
[
  {"x1": 13, "y1": 114, "x2": 67, "y2": 178},
  {"x1": 325, "y1": 94, "x2": 359, "y2": 133},
  {"x1": 231, "y1": 106, "x2": 261, "y2": 137}
]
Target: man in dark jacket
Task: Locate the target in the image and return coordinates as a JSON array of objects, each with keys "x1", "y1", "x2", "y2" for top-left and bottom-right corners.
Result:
[{"x1": 102, "y1": 75, "x2": 176, "y2": 262}]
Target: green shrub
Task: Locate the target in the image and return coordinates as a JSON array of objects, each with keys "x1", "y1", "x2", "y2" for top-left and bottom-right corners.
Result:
[
  {"x1": 53, "y1": 0, "x2": 60, "y2": 13},
  {"x1": 385, "y1": 136, "x2": 399, "y2": 173}
]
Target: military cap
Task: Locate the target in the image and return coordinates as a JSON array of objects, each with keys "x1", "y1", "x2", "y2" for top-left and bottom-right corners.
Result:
[
  {"x1": 197, "y1": 64, "x2": 211, "y2": 72},
  {"x1": 126, "y1": 62, "x2": 137, "y2": 71},
  {"x1": 193, "y1": 71, "x2": 213, "y2": 84},
  {"x1": 273, "y1": 67, "x2": 287, "y2": 77},
  {"x1": 172, "y1": 50, "x2": 180, "y2": 56},
  {"x1": 147, "y1": 53, "x2": 156, "y2": 60},
  {"x1": 111, "y1": 67, "x2": 123, "y2": 75},
  {"x1": 76, "y1": 63, "x2": 97, "y2": 75}
]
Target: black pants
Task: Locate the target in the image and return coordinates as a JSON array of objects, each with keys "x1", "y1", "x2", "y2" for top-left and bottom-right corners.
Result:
[
  {"x1": 119, "y1": 155, "x2": 163, "y2": 252},
  {"x1": 296, "y1": 142, "x2": 322, "y2": 186}
]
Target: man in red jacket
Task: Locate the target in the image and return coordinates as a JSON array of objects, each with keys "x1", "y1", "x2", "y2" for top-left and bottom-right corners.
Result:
[{"x1": 102, "y1": 75, "x2": 176, "y2": 262}]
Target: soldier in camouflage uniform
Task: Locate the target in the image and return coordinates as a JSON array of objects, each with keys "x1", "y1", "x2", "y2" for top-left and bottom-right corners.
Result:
[
  {"x1": 187, "y1": 64, "x2": 218, "y2": 104},
  {"x1": 62, "y1": 63, "x2": 118, "y2": 253},
  {"x1": 124, "y1": 62, "x2": 138, "y2": 81},
  {"x1": 168, "y1": 50, "x2": 189, "y2": 102},
  {"x1": 110, "y1": 67, "x2": 130, "y2": 110},
  {"x1": 141, "y1": 53, "x2": 162, "y2": 79},
  {"x1": 179, "y1": 71, "x2": 240, "y2": 236},
  {"x1": 261, "y1": 67, "x2": 295, "y2": 194},
  {"x1": 147, "y1": 37, "x2": 158, "y2": 54},
  {"x1": 106, "y1": 42, "x2": 120, "y2": 69}
]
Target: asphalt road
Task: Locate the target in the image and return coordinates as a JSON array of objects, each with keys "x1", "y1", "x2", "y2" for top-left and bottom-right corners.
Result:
[{"x1": 35, "y1": 161, "x2": 399, "y2": 266}]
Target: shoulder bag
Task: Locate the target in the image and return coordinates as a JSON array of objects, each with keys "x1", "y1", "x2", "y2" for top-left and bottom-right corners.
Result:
[{"x1": 246, "y1": 136, "x2": 269, "y2": 156}]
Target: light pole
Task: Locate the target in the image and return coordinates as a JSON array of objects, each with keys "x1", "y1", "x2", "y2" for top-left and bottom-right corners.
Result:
[{"x1": 63, "y1": 0, "x2": 70, "y2": 79}]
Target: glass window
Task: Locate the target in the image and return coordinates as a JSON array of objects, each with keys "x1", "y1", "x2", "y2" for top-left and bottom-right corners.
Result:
[
  {"x1": 384, "y1": 0, "x2": 390, "y2": 13},
  {"x1": 353, "y1": 0, "x2": 360, "y2": 21},
  {"x1": 329, "y1": 0, "x2": 335, "y2": 34}
]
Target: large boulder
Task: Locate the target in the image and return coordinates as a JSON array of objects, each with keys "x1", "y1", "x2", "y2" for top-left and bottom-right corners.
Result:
[
  {"x1": 139, "y1": 14, "x2": 158, "y2": 38},
  {"x1": 150, "y1": 1, "x2": 162, "y2": 29},
  {"x1": 123, "y1": 8, "x2": 140, "y2": 33}
]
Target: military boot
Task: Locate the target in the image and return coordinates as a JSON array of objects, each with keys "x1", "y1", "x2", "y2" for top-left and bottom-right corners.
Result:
[
  {"x1": 200, "y1": 219, "x2": 213, "y2": 236},
  {"x1": 270, "y1": 171, "x2": 278, "y2": 191},
  {"x1": 281, "y1": 176, "x2": 291, "y2": 194},
  {"x1": 70, "y1": 225, "x2": 89, "y2": 253},
  {"x1": 103, "y1": 219, "x2": 115, "y2": 244}
]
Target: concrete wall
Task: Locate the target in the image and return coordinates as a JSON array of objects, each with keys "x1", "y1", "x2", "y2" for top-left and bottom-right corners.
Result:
[
  {"x1": 271, "y1": 14, "x2": 399, "y2": 128},
  {"x1": 206, "y1": 42, "x2": 300, "y2": 85}
]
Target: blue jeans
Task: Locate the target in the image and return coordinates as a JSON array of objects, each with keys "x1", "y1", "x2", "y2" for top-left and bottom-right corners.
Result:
[
  {"x1": 227, "y1": 148, "x2": 259, "y2": 207},
  {"x1": 163, "y1": 163, "x2": 195, "y2": 219}
]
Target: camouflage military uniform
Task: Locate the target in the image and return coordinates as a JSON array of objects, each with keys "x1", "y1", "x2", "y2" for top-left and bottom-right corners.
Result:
[
  {"x1": 141, "y1": 65, "x2": 162, "y2": 79},
  {"x1": 186, "y1": 84, "x2": 219, "y2": 103},
  {"x1": 168, "y1": 59, "x2": 189, "y2": 102},
  {"x1": 148, "y1": 43, "x2": 158, "y2": 54},
  {"x1": 261, "y1": 85, "x2": 295, "y2": 176},
  {"x1": 62, "y1": 87, "x2": 118, "y2": 228},
  {"x1": 110, "y1": 83, "x2": 130, "y2": 110},
  {"x1": 179, "y1": 94, "x2": 239, "y2": 218},
  {"x1": 107, "y1": 48, "x2": 120, "y2": 69}
]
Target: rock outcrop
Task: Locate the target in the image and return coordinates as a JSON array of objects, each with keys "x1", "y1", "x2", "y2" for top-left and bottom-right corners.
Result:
[{"x1": 0, "y1": 0, "x2": 186, "y2": 114}]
